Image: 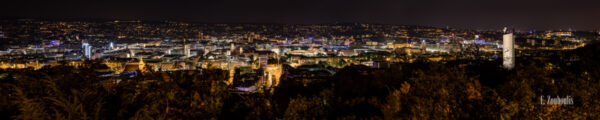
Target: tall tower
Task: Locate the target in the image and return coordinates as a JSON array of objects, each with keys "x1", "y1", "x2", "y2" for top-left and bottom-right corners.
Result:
[
  {"x1": 420, "y1": 40, "x2": 427, "y2": 53},
  {"x1": 82, "y1": 42, "x2": 91, "y2": 59},
  {"x1": 109, "y1": 42, "x2": 114, "y2": 50},
  {"x1": 139, "y1": 56, "x2": 145, "y2": 71},
  {"x1": 86, "y1": 45, "x2": 92, "y2": 59},
  {"x1": 184, "y1": 39, "x2": 190, "y2": 57},
  {"x1": 230, "y1": 43, "x2": 235, "y2": 52},
  {"x1": 503, "y1": 28, "x2": 515, "y2": 69}
]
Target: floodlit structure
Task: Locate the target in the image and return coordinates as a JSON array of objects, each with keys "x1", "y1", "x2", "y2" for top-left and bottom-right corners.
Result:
[
  {"x1": 82, "y1": 43, "x2": 92, "y2": 59},
  {"x1": 264, "y1": 64, "x2": 282, "y2": 88},
  {"x1": 420, "y1": 40, "x2": 427, "y2": 53},
  {"x1": 184, "y1": 44, "x2": 191, "y2": 57},
  {"x1": 503, "y1": 33, "x2": 514, "y2": 69},
  {"x1": 86, "y1": 45, "x2": 92, "y2": 59},
  {"x1": 184, "y1": 39, "x2": 191, "y2": 57}
]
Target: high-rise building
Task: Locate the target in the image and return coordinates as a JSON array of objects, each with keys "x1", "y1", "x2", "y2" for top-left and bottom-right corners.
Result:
[
  {"x1": 184, "y1": 39, "x2": 191, "y2": 57},
  {"x1": 503, "y1": 33, "x2": 515, "y2": 69},
  {"x1": 82, "y1": 43, "x2": 91, "y2": 59},
  {"x1": 420, "y1": 40, "x2": 427, "y2": 53},
  {"x1": 85, "y1": 45, "x2": 92, "y2": 59},
  {"x1": 184, "y1": 44, "x2": 191, "y2": 57},
  {"x1": 109, "y1": 42, "x2": 114, "y2": 50}
]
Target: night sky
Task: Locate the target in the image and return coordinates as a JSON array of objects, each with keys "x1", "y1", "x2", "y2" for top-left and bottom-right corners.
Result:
[{"x1": 2, "y1": 0, "x2": 600, "y2": 30}]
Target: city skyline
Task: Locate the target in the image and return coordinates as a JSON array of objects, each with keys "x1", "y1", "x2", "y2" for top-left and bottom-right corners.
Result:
[{"x1": 1, "y1": 1, "x2": 600, "y2": 119}]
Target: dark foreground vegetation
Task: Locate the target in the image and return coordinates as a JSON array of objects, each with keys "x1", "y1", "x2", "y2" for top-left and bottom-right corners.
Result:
[{"x1": 1, "y1": 42, "x2": 600, "y2": 119}]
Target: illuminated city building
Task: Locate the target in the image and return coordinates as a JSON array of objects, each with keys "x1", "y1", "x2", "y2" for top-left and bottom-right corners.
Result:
[
  {"x1": 503, "y1": 32, "x2": 515, "y2": 69},
  {"x1": 184, "y1": 44, "x2": 191, "y2": 57},
  {"x1": 123, "y1": 56, "x2": 148, "y2": 74},
  {"x1": 264, "y1": 64, "x2": 282, "y2": 88},
  {"x1": 82, "y1": 43, "x2": 92, "y2": 59}
]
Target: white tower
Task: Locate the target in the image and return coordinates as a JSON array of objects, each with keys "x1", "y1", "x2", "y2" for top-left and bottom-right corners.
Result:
[
  {"x1": 109, "y1": 42, "x2": 114, "y2": 50},
  {"x1": 184, "y1": 39, "x2": 191, "y2": 57},
  {"x1": 82, "y1": 43, "x2": 91, "y2": 59},
  {"x1": 503, "y1": 32, "x2": 515, "y2": 69},
  {"x1": 184, "y1": 44, "x2": 191, "y2": 57}
]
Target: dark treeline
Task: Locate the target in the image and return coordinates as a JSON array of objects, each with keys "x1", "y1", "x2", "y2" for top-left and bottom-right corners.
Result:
[{"x1": 1, "y1": 42, "x2": 600, "y2": 119}]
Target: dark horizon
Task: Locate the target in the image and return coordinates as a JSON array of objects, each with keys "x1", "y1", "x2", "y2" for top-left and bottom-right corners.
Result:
[
  {"x1": 0, "y1": 17, "x2": 594, "y2": 32},
  {"x1": 2, "y1": 0, "x2": 600, "y2": 31}
]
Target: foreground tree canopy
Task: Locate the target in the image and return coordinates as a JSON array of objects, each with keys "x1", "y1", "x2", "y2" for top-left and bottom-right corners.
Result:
[{"x1": 1, "y1": 42, "x2": 600, "y2": 119}]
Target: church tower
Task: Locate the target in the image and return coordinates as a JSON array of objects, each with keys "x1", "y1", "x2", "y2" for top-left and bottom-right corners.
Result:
[{"x1": 139, "y1": 56, "x2": 146, "y2": 72}]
